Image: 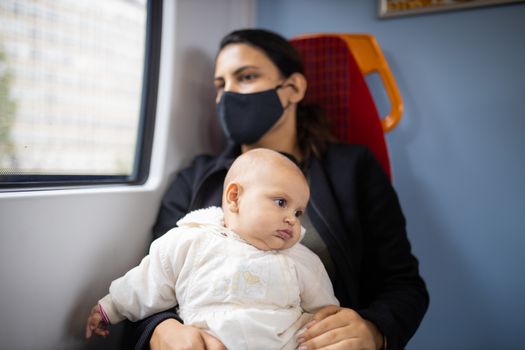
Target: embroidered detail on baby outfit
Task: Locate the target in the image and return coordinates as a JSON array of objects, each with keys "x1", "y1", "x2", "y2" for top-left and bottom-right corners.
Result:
[
  {"x1": 243, "y1": 271, "x2": 260, "y2": 284},
  {"x1": 211, "y1": 260, "x2": 269, "y2": 300}
]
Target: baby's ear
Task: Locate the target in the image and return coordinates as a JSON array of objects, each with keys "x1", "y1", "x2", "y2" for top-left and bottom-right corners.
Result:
[{"x1": 225, "y1": 182, "x2": 241, "y2": 213}]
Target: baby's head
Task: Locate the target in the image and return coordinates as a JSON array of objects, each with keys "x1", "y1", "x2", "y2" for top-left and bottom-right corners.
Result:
[{"x1": 223, "y1": 148, "x2": 310, "y2": 251}]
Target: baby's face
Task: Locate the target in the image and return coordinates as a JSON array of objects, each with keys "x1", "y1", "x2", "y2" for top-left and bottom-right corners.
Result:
[{"x1": 231, "y1": 164, "x2": 309, "y2": 251}]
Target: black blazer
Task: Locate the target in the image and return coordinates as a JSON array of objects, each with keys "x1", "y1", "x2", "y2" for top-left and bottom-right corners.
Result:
[{"x1": 129, "y1": 142, "x2": 429, "y2": 350}]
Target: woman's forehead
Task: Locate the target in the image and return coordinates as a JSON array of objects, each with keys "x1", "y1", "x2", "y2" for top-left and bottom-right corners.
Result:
[{"x1": 215, "y1": 43, "x2": 275, "y2": 74}]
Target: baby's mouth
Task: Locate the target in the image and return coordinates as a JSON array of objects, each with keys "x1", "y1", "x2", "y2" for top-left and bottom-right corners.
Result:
[{"x1": 276, "y1": 229, "x2": 293, "y2": 240}]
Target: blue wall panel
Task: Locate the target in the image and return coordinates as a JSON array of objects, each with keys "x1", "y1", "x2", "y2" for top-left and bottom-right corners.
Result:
[{"x1": 257, "y1": 1, "x2": 525, "y2": 349}]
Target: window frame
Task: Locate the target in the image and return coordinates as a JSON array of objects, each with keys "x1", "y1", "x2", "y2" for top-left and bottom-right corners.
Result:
[{"x1": 0, "y1": 0, "x2": 162, "y2": 190}]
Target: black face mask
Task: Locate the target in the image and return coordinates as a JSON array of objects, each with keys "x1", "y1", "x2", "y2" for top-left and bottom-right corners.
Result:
[{"x1": 216, "y1": 85, "x2": 286, "y2": 145}]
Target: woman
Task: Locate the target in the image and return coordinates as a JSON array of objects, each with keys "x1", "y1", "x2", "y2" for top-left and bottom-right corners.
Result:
[{"x1": 131, "y1": 29, "x2": 428, "y2": 350}]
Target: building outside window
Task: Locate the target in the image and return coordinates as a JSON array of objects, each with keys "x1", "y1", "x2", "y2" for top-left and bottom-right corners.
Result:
[{"x1": 0, "y1": 0, "x2": 147, "y2": 179}]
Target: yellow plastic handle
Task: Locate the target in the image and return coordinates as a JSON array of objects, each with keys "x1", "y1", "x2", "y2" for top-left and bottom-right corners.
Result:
[{"x1": 340, "y1": 34, "x2": 403, "y2": 132}]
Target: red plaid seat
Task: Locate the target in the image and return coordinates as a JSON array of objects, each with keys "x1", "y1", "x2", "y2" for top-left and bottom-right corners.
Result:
[{"x1": 291, "y1": 34, "x2": 395, "y2": 180}]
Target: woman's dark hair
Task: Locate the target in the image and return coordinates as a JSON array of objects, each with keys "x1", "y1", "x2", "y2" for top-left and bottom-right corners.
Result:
[{"x1": 219, "y1": 29, "x2": 334, "y2": 159}]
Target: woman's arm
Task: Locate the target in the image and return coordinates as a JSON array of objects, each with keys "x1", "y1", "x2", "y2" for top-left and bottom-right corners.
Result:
[
  {"x1": 306, "y1": 145, "x2": 428, "y2": 349},
  {"x1": 353, "y1": 149, "x2": 429, "y2": 349},
  {"x1": 152, "y1": 165, "x2": 198, "y2": 240}
]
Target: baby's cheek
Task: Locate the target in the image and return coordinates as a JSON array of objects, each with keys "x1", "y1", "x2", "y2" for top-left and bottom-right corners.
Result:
[{"x1": 292, "y1": 228, "x2": 302, "y2": 244}]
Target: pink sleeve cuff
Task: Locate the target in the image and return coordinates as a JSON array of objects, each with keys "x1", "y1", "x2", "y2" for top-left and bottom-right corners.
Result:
[{"x1": 98, "y1": 303, "x2": 110, "y2": 325}]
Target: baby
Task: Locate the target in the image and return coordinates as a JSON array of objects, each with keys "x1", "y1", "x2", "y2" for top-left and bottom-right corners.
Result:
[{"x1": 85, "y1": 148, "x2": 338, "y2": 349}]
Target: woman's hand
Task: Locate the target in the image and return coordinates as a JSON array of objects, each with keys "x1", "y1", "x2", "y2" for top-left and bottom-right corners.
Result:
[
  {"x1": 297, "y1": 305, "x2": 384, "y2": 350},
  {"x1": 149, "y1": 318, "x2": 226, "y2": 350}
]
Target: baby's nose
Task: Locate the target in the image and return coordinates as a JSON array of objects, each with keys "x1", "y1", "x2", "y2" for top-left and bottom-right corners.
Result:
[{"x1": 284, "y1": 215, "x2": 297, "y2": 225}]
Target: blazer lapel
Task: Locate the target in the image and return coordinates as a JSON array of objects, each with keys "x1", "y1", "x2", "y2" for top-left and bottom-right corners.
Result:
[{"x1": 308, "y1": 157, "x2": 358, "y2": 306}]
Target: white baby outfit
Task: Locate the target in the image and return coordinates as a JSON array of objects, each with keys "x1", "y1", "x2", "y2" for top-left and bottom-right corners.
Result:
[{"x1": 99, "y1": 207, "x2": 339, "y2": 349}]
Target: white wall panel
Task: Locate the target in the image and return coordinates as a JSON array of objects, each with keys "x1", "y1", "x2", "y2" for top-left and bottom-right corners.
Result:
[{"x1": 0, "y1": 1, "x2": 255, "y2": 349}]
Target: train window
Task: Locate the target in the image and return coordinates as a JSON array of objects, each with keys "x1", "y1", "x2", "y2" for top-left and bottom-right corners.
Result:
[{"x1": 0, "y1": 0, "x2": 160, "y2": 189}]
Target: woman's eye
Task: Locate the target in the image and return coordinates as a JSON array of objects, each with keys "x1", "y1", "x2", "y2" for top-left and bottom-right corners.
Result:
[
  {"x1": 240, "y1": 73, "x2": 257, "y2": 82},
  {"x1": 274, "y1": 198, "x2": 287, "y2": 207},
  {"x1": 295, "y1": 210, "x2": 303, "y2": 218},
  {"x1": 213, "y1": 78, "x2": 224, "y2": 90}
]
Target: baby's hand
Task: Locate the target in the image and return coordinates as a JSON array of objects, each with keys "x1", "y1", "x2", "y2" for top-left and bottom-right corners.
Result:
[{"x1": 85, "y1": 304, "x2": 110, "y2": 338}]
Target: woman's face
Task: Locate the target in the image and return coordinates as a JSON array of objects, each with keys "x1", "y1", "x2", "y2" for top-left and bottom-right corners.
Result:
[
  {"x1": 214, "y1": 42, "x2": 304, "y2": 157},
  {"x1": 214, "y1": 43, "x2": 284, "y2": 103}
]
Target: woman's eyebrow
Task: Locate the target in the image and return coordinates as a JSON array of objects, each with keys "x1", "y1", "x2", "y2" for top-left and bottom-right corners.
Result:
[
  {"x1": 214, "y1": 65, "x2": 259, "y2": 81},
  {"x1": 233, "y1": 65, "x2": 258, "y2": 75}
]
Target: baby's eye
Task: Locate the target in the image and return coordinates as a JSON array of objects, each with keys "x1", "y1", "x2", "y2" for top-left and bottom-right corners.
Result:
[
  {"x1": 294, "y1": 210, "x2": 303, "y2": 218},
  {"x1": 274, "y1": 198, "x2": 287, "y2": 208}
]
